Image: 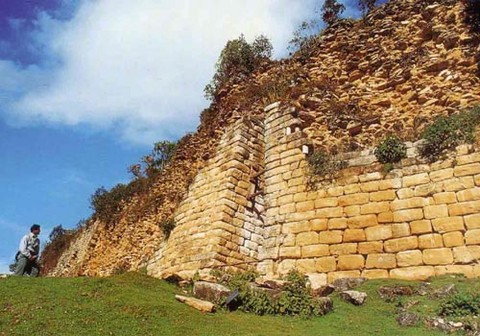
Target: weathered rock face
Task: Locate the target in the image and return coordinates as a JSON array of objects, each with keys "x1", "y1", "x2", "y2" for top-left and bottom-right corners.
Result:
[{"x1": 47, "y1": 0, "x2": 480, "y2": 283}]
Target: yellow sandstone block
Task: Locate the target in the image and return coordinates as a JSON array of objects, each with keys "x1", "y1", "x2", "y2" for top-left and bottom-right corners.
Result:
[
  {"x1": 327, "y1": 271, "x2": 361, "y2": 283},
  {"x1": 365, "y1": 225, "x2": 393, "y2": 241},
  {"x1": 465, "y1": 230, "x2": 480, "y2": 245},
  {"x1": 337, "y1": 255, "x2": 365, "y2": 271},
  {"x1": 431, "y1": 217, "x2": 465, "y2": 233},
  {"x1": 423, "y1": 248, "x2": 453, "y2": 265},
  {"x1": 344, "y1": 184, "x2": 361, "y2": 194},
  {"x1": 435, "y1": 265, "x2": 474, "y2": 278},
  {"x1": 327, "y1": 218, "x2": 347, "y2": 230},
  {"x1": 424, "y1": 205, "x2": 449, "y2": 219},
  {"x1": 279, "y1": 247, "x2": 301, "y2": 258},
  {"x1": 430, "y1": 168, "x2": 454, "y2": 182},
  {"x1": 361, "y1": 269, "x2": 389, "y2": 279},
  {"x1": 366, "y1": 254, "x2": 396, "y2": 269},
  {"x1": 296, "y1": 259, "x2": 317, "y2": 273},
  {"x1": 302, "y1": 244, "x2": 330, "y2": 258},
  {"x1": 338, "y1": 193, "x2": 370, "y2": 206},
  {"x1": 344, "y1": 229, "x2": 366, "y2": 242},
  {"x1": 310, "y1": 218, "x2": 328, "y2": 231},
  {"x1": 296, "y1": 232, "x2": 319, "y2": 246},
  {"x1": 316, "y1": 207, "x2": 344, "y2": 219},
  {"x1": 318, "y1": 231, "x2": 343, "y2": 244},
  {"x1": 453, "y1": 246, "x2": 474, "y2": 264},
  {"x1": 448, "y1": 201, "x2": 480, "y2": 216},
  {"x1": 392, "y1": 223, "x2": 411, "y2": 238},
  {"x1": 361, "y1": 202, "x2": 390, "y2": 214},
  {"x1": 282, "y1": 221, "x2": 310, "y2": 234},
  {"x1": 384, "y1": 237, "x2": 418, "y2": 252},
  {"x1": 358, "y1": 242, "x2": 383, "y2": 254},
  {"x1": 390, "y1": 266, "x2": 435, "y2": 281},
  {"x1": 393, "y1": 209, "x2": 424, "y2": 223},
  {"x1": 378, "y1": 212, "x2": 394, "y2": 223},
  {"x1": 344, "y1": 205, "x2": 361, "y2": 216},
  {"x1": 314, "y1": 197, "x2": 338, "y2": 208},
  {"x1": 397, "y1": 250, "x2": 423, "y2": 267},
  {"x1": 433, "y1": 192, "x2": 457, "y2": 204},
  {"x1": 467, "y1": 246, "x2": 480, "y2": 259},
  {"x1": 296, "y1": 200, "x2": 315, "y2": 212},
  {"x1": 457, "y1": 188, "x2": 480, "y2": 202},
  {"x1": 454, "y1": 163, "x2": 480, "y2": 177},
  {"x1": 347, "y1": 214, "x2": 378, "y2": 229},
  {"x1": 442, "y1": 231, "x2": 464, "y2": 247},
  {"x1": 403, "y1": 173, "x2": 430, "y2": 188},
  {"x1": 330, "y1": 243, "x2": 357, "y2": 255},
  {"x1": 410, "y1": 220, "x2": 432, "y2": 234},
  {"x1": 360, "y1": 181, "x2": 380, "y2": 192},
  {"x1": 465, "y1": 214, "x2": 480, "y2": 229},
  {"x1": 316, "y1": 256, "x2": 337, "y2": 272},
  {"x1": 370, "y1": 190, "x2": 396, "y2": 202},
  {"x1": 418, "y1": 234, "x2": 444, "y2": 249},
  {"x1": 391, "y1": 197, "x2": 429, "y2": 211},
  {"x1": 397, "y1": 188, "x2": 414, "y2": 199}
]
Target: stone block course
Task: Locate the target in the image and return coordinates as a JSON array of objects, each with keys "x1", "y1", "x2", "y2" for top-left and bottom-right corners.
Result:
[
  {"x1": 423, "y1": 248, "x2": 453, "y2": 265},
  {"x1": 337, "y1": 255, "x2": 365, "y2": 270},
  {"x1": 418, "y1": 234, "x2": 444, "y2": 249},
  {"x1": 431, "y1": 217, "x2": 465, "y2": 233},
  {"x1": 365, "y1": 225, "x2": 393, "y2": 241},
  {"x1": 442, "y1": 231, "x2": 464, "y2": 247},
  {"x1": 384, "y1": 237, "x2": 418, "y2": 252},
  {"x1": 410, "y1": 220, "x2": 432, "y2": 234},
  {"x1": 358, "y1": 242, "x2": 383, "y2": 254},
  {"x1": 397, "y1": 250, "x2": 423, "y2": 267},
  {"x1": 366, "y1": 254, "x2": 396, "y2": 269},
  {"x1": 390, "y1": 266, "x2": 435, "y2": 281}
]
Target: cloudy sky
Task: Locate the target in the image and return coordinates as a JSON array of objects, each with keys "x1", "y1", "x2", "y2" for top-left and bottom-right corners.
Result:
[{"x1": 0, "y1": 0, "x2": 365, "y2": 274}]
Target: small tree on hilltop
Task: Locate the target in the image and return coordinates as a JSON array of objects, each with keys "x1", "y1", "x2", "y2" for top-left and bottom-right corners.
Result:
[
  {"x1": 359, "y1": 0, "x2": 377, "y2": 17},
  {"x1": 322, "y1": 0, "x2": 346, "y2": 27},
  {"x1": 204, "y1": 34, "x2": 273, "y2": 100}
]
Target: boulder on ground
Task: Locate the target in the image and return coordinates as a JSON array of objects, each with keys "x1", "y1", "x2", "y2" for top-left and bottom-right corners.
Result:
[
  {"x1": 193, "y1": 281, "x2": 231, "y2": 303},
  {"x1": 340, "y1": 290, "x2": 368, "y2": 305},
  {"x1": 175, "y1": 295, "x2": 215, "y2": 313},
  {"x1": 333, "y1": 277, "x2": 367, "y2": 292}
]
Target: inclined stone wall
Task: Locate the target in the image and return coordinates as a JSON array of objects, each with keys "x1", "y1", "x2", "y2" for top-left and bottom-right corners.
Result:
[
  {"x1": 147, "y1": 115, "x2": 265, "y2": 279},
  {"x1": 258, "y1": 103, "x2": 480, "y2": 283}
]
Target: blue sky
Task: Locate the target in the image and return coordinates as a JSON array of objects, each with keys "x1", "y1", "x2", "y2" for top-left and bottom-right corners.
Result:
[{"x1": 0, "y1": 0, "x2": 366, "y2": 273}]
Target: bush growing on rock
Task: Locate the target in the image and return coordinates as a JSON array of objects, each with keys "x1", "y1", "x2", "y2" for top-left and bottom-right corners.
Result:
[{"x1": 374, "y1": 135, "x2": 407, "y2": 169}]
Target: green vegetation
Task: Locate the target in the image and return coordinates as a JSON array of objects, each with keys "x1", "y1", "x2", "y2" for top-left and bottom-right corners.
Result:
[
  {"x1": 374, "y1": 135, "x2": 407, "y2": 171},
  {"x1": 439, "y1": 292, "x2": 480, "y2": 318},
  {"x1": 160, "y1": 218, "x2": 175, "y2": 238},
  {"x1": 307, "y1": 150, "x2": 346, "y2": 180},
  {"x1": 419, "y1": 106, "x2": 480, "y2": 161},
  {"x1": 322, "y1": 0, "x2": 346, "y2": 27},
  {"x1": 0, "y1": 272, "x2": 459, "y2": 336},
  {"x1": 204, "y1": 34, "x2": 273, "y2": 101}
]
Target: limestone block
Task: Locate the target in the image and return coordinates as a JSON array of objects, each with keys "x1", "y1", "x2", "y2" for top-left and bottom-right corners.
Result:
[
  {"x1": 457, "y1": 188, "x2": 480, "y2": 202},
  {"x1": 328, "y1": 218, "x2": 347, "y2": 230},
  {"x1": 410, "y1": 220, "x2": 432, "y2": 234},
  {"x1": 424, "y1": 205, "x2": 449, "y2": 219},
  {"x1": 345, "y1": 205, "x2": 361, "y2": 216},
  {"x1": 397, "y1": 188, "x2": 415, "y2": 199},
  {"x1": 359, "y1": 172, "x2": 382, "y2": 182},
  {"x1": 378, "y1": 212, "x2": 394, "y2": 223},
  {"x1": 393, "y1": 209, "x2": 424, "y2": 223},
  {"x1": 279, "y1": 203, "x2": 296, "y2": 215},
  {"x1": 403, "y1": 173, "x2": 430, "y2": 188},
  {"x1": 430, "y1": 168, "x2": 454, "y2": 182},
  {"x1": 318, "y1": 231, "x2": 343, "y2": 244},
  {"x1": 347, "y1": 215, "x2": 378, "y2": 229},
  {"x1": 294, "y1": 192, "x2": 309, "y2": 203},
  {"x1": 384, "y1": 237, "x2": 418, "y2": 253},
  {"x1": 449, "y1": 201, "x2": 480, "y2": 216},
  {"x1": 467, "y1": 246, "x2": 480, "y2": 259},
  {"x1": 476, "y1": 174, "x2": 480, "y2": 186},
  {"x1": 454, "y1": 163, "x2": 480, "y2": 177},
  {"x1": 442, "y1": 231, "x2": 464, "y2": 247},
  {"x1": 418, "y1": 234, "x2": 444, "y2": 249},
  {"x1": 392, "y1": 223, "x2": 411, "y2": 238},
  {"x1": 279, "y1": 247, "x2": 301, "y2": 258},
  {"x1": 361, "y1": 269, "x2": 389, "y2": 279},
  {"x1": 327, "y1": 271, "x2": 361, "y2": 283},
  {"x1": 315, "y1": 197, "x2": 339, "y2": 208},
  {"x1": 344, "y1": 229, "x2": 366, "y2": 242},
  {"x1": 330, "y1": 243, "x2": 358, "y2": 255},
  {"x1": 465, "y1": 230, "x2": 480, "y2": 245},
  {"x1": 310, "y1": 218, "x2": 328, "y2": 231},
  {"x1": 358, "y1": 242, "x2": 383, "y2": 254},
  {"x1": 296, "y1": 259, "x2": 317, "y2": 273},
  {"x1": 456, "y1": 152, "x2": 480, "y2": 165},
  {"x1": 296, "y1": 232, "x2": 319, "y2": 246},
  {"x1": 435, "y1": 265, "x2": 474, "y2": 278},
  {"x1": 316, "y1": 207, "x2": 344, "y2": 219},
  {"x1": 444, "y1": 177, "x2": 475, "y2": 192},
  {"x1": 366, "y1": 254, "x2": 396, "y2": 269},
  {"x1": 370, "y1": 190, "x2": 397, "y2": 202},
  {"x1": 390, "y1": 266, "x2": 435, "y2": 281},
  {"x1": 296, "y1": 200, "x2": 315, "y2": 212},
  {"x1": 287, "y1": 210, "x2": 316, "y2": 222},
  {"x1": 282, "y1": 234, "x2": 296, "y2": 247},
  {"x1": 423, "y1": 248, "x2": 453, "y2": 265},
  {"x1": 338, "y1": 193, "x2": 370, "y2": 206},
  {"x1": 397, "y1": 250, "x2": 423, "y2": 267},
  {"x1": 327, "y1": 187, "x2": 344, "y2": 197},
  {"x1": 433, "y1": 192, "x2": 457, "y2": 204},
  {"x1": 452, "y1": 246, "x2": 474, "y2": 264},
  {"x1": 302, "y1": 244, "x2": 330, "y2": 258},
  {"x1": 365, "y1": 225, "x2": 393, "y2": 241},
  {"x1": 337, "y1": 255, "x2": 365, "y2": 271},
  {"x1": 344, "y1": 184, "x2": 361, "y2": 194},
  {"x1": 464, "y1": 214, "x2": 480, "y2": 229},
  {"x1": 361, "y1": 202, "x2": 390, "y2": 215},
  {"x1": 278, "y1": 194, "x2": 294, "y2": 206},
  {"x1": 282, "y1": 221, "x2": 310, "y2": 234},
  {"x1": 431, "y1": 217, "x2": 465, "y2": 233},
  {"x1": 316, "y1": 256, "x2": 337, "y2": 272},
  {"x1": 278, "y1": 259, "x2": 297, "y2": 275},
  {"x1": 360, "y1": 181, "x2": 380, "y2": 192},
  {"x1": 391, "y1": 197, "x2": 429, "y2": 211},
  {"x1": 379, "y1": 179, "x2": 402, "y2": 190}
]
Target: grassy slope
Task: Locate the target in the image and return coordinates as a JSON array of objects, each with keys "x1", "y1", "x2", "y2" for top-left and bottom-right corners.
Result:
[{"x1": 0, "y1": 272, "x2": 463, "y2": 336}]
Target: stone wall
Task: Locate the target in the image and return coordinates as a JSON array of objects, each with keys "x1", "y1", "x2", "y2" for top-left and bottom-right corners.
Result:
[
  {"x1": 147, "y1": 115, "x2": 265, "y2": 279},
  {"x1": 259, "y1": 103, "x2": 480, "y2": 283}
]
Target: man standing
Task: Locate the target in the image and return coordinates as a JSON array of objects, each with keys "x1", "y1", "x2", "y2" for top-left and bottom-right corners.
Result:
[{"x1": 15, "y1": 224, "x2": 41, "y2": 277}]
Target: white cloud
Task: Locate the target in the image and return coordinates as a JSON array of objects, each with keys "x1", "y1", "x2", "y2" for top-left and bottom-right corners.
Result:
[{"x1": 4, "y1": 0, "x2": 324, "y2": 144}]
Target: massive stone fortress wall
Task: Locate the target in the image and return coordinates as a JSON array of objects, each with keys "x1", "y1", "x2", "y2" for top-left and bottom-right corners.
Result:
[
  {"x1": 147, "y1": 102, "x2": 480, "y2": 282},
  {"x1": 147, "y1": 115, "x2": 265, "y2": 279}
]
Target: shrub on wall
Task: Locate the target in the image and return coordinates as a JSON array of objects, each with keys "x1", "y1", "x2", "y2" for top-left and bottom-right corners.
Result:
[
  {"x1": 307, "y1": 150, "x2": 346, "y2": 178},
  {"x1": 374, "y1": 135, "x2": 407, "y2": 169},
  {"x1": 419, "y1": 106, "x2": 480, "y2": 161}
]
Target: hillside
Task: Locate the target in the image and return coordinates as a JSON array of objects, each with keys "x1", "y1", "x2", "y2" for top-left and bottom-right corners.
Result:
[{"x1": 42, "y1": 0, "x2": 480, "y2": 281}]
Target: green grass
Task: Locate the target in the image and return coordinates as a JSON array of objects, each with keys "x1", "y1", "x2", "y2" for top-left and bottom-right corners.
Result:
[{"x1": 1, "y1": 272, "x2": 470, "y2": 336}]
